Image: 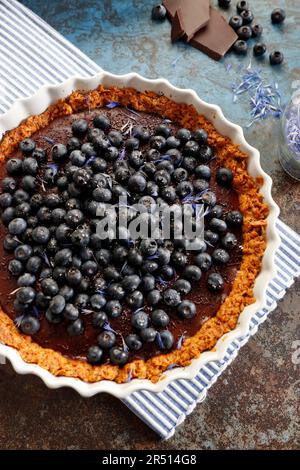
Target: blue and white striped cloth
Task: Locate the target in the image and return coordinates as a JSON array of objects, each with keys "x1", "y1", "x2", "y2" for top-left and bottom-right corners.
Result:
[{"x1": 0, "y1": 0, "x2": 299, "y2": 439}]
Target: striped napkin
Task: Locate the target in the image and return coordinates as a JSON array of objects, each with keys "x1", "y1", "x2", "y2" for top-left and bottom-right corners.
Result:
[{"x1": 0, "y1": 0, "x2": 299, "y2": 439}]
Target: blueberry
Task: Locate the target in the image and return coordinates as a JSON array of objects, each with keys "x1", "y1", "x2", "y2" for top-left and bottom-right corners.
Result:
[
  {"x1": 55, "y1": 224, "x2": 71, "y2": 243},
  {"x1": 237, "y1": 24, "x2": 252, "y2": 41},
  {"x1": 175, "y1": 128, "x2": 190, "y2": 143},
  {"x1": 30, "y1": 193, "x2": 43, "y2": 210},
  {"x1": 8, "y1": 259, "x2": 23, "y2": 277},
  {"x1": 155, "y1": 124, "x2": 171, "y2": 138},
  {"x1": 35, "y1": 292, "x2": 50, "y2": 309},
  {"x1": 41, "y1": 278, "x2": 59, "y2": 296},
  {"x1": 195, "y1": 164, "x2": 211, "y2": 180},
  {"x1": 166, "y1": 136, "x2": 180, "y2": 149},
  {"x1": 222, "y1": 232, "x2": 238, "y2": 250},
  {"x1": 21, "y1": 175, "x2": 37, "y2": 193},
  {"x1": 216, "y1": 167, "x2": 233, "y2": 186},
  {"x1": 67, "y1": 318, "x2": 84, "y2": 336},
  {"x1": 90, "y1": 294, "x2": 106, "y2": 310},
  {"x1": 177, "y1": 300, "x2": 196, "y2": 319},
  {"x1": 253, "y1": 43, "x2": 267, "y2": 57},
  {"x1": 20, "y1": 315, "x2": 40, "y2": 335},
  {"x1": 16, "y1": 286, "x2": 35, "y2": 304},
  {"x1": 67, "y1": 137, "x2": 81, "y2": 152},
  {"x1": 131, "y1": 310, "x2": 149, "y2": 330},
  {"x1": 95, "y1": 249, "x2": 111, "y2": 267},
  {"x1": 145, "y1": 289, "x2": 160, "y2": 306},
  {"x1": 128, "y1": 150, "x2": 144, "y2": 169},
  {"x1": 125, "y1": 137, "x2": 140, "y2": 151},
  {"x1": 269, "y1": 51, "x2": 284, "y2": 65},
  {"x1": 105, "y1": 146, "x2": 119, "y2": 162},
  {"x1": 209, "y1": 205, "x2": 224, "y2": 219},
  {"x1": 108, "y1": 130, "x2": 123, "y2": 148},
  {"x1": 241, "y1": 9, "x2": 253, "y2": 24},
  {"x1": 82, "y1": 260, "x2": 98, "y2": 277},
  {"x1": 0, "y1": 192, "x2": 12, "y2": 209},
  {"x1": 209, "y1": 217, "x2": 227, "y2": 233},
  {"x1": 121, "y1": 275, "x2": 141, "y2": 293},
  {"x1": 71, "y1": 227, "x2": 90, "y2": 247},
  {"x1": 193, "y1": 179, "x2": 209, "y2": 193},
  {"x1": 6, "y1": 158, "x2": 23, "y2": 175},
  {"x1": 109, "y1": 347, "x2": 129, "y2": 365},
  {"x1": 173, "y1": 278, "x2": 192, "y2": 295},
  {"x1": 52, "y1": 266, "x2": 66, "y2": 285},
  {"x1": 107, "y1": 283, "x2": 125, "y2": 300},
  {"x1": 198, "y1": 145, "x2": 213, "y2": 162},
  {"x1": 93, "y1": 114, "x2": 110, "y2": 130},
  {"x1": 251, "y1": 24, "x2": 263, "y2": 38},
  {"x1": 233, "y1": 39, "x2": 248, "y2": 55},
  {"x1": 212, "y1": 248, "x2": 230, "y2": 264},
  {"x1": 141, "y1": 274, "x2": 156, "y2": 292},
  {"x1": 87, "y1": 345, "x2": 103, "y2": 364},
  {"x1": 128, "y1": 173, "x2": 146, "y2": 193},
  {"x1": 218, "y1": 0, "x2": 231, "y2": 8},
  {"x1": 98, "y1": 330, "x2": 116, "y2": 349},
  {"x1": 49, "y1": 294, "x2": 65, "y2": 314},
  {"x1": 62, "y1": 303, "x2": 79, "y2": 321},
  {"x1": 176, "y1": 181, "x2": 193, "y2": 199},
  {"x1": 46, "y1": 309, "x2": 63, "y2": 324},
  {"x1": 192, "y1": 129, "x2": 207, "y2": 146},
  {"x1": 74, "y1": 293, "x2": 89, "y2": 309},
  {"x1": 163, "y1": 288, "x2": 181, "y2": 307},
  {"x1": 32, "y1": 148, "x2": 47, "y2": 165},
  {"x1": 171, "y1": 251, "x2": 187, "y2": 268},
  {"x1": 14, "y1": 189, "x2": 30, "y2": 205},
  {"x1": 125, "y1": 334, "x2": 142, "y2": 351},
  {"x1": 52, "y1": 143, "x2": 68, "y2": 162},
  {"x1": 126, "y1": 290, "x2": 144, "y2": 310},
  {"x1": 81, "y1": 142, "x2": 96, "y2": 158},
  {"x1": 92, "y1": 310, "x2": 108, "y2": 328},
  {"x1": 8, "y1": 218, "x2": 27, "y2": 235},
  {"x1": 128, "y1": 249, "x2": 143, "y2": 267},
  {"x1": 72, "y1": 118, "x2": 88, "y2": 136},
  {"x1": 207, "y1": 273, "x2": 224, "y2": 292},
  {"x1": 229, "y1": 15, "x2": 243, "y2": 30},
  {"x1": 271, "y1": 8, "x2": 286, "y2": 24},
  {"x1": 183, "y1": 140, "x2": 199, "y2": 158},
  {"x1": 105, "y1": 300, "x2": 122, "y2": 318},
  {"x1": 14, "y1": 244, "x2": 32, "y2": 262},
  {"x1": 182, "y1": 156, "x2": 197, "y2": 172},
  {"x1": 65, "y1": 267, "x2": 82, "y2": 286},
  {"x1": 16, "y1": 272, "x2": 35, "y2": 287},
  {"x1": 2, "y1": 177, "x2": 17, "y2": 193},
  {"x1": 182, "y1": 265, "x2": 202, "y2": 282},
  {"x1": 59, "y1": 285, "x2": 74, "y2": 302},
  {"x1": 19, "y1": 138, "x2": 36, "y2": 155},
  {"x1": 70, "y1": 150, "x2": 86, "y2": 167},
  {"x1": 172, "y1": 168, "x2": 188, "y2": 183},
  {"x1": 226, "y1": 210, "x2": 243, "y2": 227},
  {"x1": 2, "y1": 207, "x2": 15, "y2": 226},
  {"x1": 150, "y1": 135, "x2": 166, "y2": 151},
  {"x1": 141, "y1": 327, "x2": 157, "y2": 343},
  {"x1": 91, "y1": 157, "x2": 107, "y2": 173},
  {"x1": 31, "y1": 226, "x2": 50, "y2": 244},
  {"x1": 132, "y1": 126, "x2": 150, "y2": 142},
  {"x1": 151, "y1": 4, "x2": 167, "y2": 21},
  {"x1": 54, "y1": 248, "x2": 72, "y2": 267},
  {"x1": 236, "y1": 1, "x2": 249, "y2": 13},
  {"x1": 156, "y1": 330, "x2": 174, "y2": 350},
  {"x1": 160, "y1": 264, "x2": 175, "y2": 280},
  {"x1": 195, "y1": 253, "x2": 212, "y2": 271},
  {"x1": 154, "y1": 169, "x2": 171, "y2": 187}
]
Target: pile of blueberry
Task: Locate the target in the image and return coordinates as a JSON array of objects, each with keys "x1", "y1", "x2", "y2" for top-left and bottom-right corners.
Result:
[
  {"x1": 221, "y1": 1, "x2": 285, "y2": 63},
  {"x1": 0, "y1": 111, "x2": 243, "y2": 366}
]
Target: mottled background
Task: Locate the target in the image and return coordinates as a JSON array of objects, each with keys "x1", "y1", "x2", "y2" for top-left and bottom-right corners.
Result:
[{"x1": 0, "y1": 0, "x2": 299, "y2": 450}]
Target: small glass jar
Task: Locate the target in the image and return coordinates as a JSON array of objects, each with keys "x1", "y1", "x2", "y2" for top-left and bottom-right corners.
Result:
[{"x1": 278, "y1": 99, "x2": 300, "y2": 181}]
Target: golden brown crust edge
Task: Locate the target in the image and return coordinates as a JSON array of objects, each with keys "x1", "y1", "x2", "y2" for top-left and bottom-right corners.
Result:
[{"x1": 0, "y1": 86, "x2": 268, "y2": 383}]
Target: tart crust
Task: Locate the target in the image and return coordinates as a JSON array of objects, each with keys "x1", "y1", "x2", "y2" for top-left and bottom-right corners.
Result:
[{"x1": 0, "y1": 86, "x2": 268, "y2": 383}]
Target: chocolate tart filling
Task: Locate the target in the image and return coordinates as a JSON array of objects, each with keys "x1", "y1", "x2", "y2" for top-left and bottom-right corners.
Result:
[{"x1": 0, "y1": 106, "x2": 242, "y2": 363}]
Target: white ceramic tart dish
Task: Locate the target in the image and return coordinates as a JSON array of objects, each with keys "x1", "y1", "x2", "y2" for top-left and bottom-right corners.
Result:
[{"x1": 0, "y1": 72, "x2": 280, "y2": 398}]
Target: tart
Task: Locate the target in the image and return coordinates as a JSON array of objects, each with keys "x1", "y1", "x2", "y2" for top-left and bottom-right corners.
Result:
[{"x1": 0, "y1": 86, "x2": 268, "y2": 383}]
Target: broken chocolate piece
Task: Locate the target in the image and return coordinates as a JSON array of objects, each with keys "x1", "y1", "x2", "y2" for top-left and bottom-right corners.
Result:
[
  {"x1": 190, "y1": 7, "x2": 238, "y2": 61},
  {"x1": 164, "y1": 0, "x2": 210, "y2": 41},
  {"x1": 171, "y1": 9, "x2": 185, "y2": 42}
]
